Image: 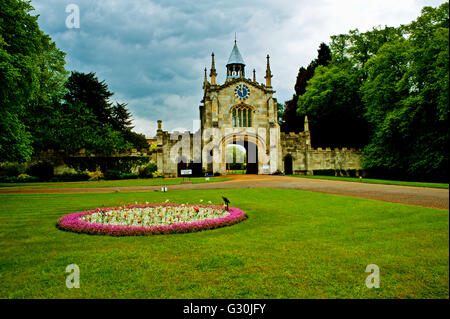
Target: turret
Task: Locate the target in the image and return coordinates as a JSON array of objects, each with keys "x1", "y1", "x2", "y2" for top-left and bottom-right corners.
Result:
[
  {"x1": 203, "y1": 67, "x2": 208, "y2": 90},
  {"x1": 265, "y1": 54, "x2": 273, "y2": 87},
  {"x1": 210, "y1": 53, "x2": 217, "y2": 85},
  {"x1": 226, "y1": 40, "x2": 245, "y2": 80}
]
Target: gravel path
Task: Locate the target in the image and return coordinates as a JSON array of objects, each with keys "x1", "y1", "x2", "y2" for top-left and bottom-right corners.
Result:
[{"x1": 0, "y1": 175, "x2": 448, "y2": 209}]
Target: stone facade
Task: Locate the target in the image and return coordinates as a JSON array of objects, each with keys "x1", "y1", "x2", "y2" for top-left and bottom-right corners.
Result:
[{"x1": 155, "y1": 42, "x2": 362, "y2": 177}]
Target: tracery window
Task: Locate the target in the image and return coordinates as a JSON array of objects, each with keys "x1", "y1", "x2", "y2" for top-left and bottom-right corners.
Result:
[{"x1": 231, "y1": 105, "x2": 252, "y2": 127}]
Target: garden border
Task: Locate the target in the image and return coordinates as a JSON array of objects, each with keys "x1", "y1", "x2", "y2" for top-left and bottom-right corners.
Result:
[{"x1": 56, "y1": 203, "x2": 248, "y2": 236}]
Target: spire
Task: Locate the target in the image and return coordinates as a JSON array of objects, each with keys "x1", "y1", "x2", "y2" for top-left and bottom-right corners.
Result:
[
  {"x1": 227, "y1": 41, "x2": 245, "y2": 66},
  {"x1": 226, "y1": 40, "x2": 245, "y2": 80},
  {"x1": 304, "y1": 115, "x2": 309, "y2": 132},
  {"x1": 203, "y1": 67, "x2": 208, "y2": 89},
  {"x1": 265, "y1": 54, "x2": 273, "y2": 87},
  {"x1": 253, "y1": 69, "x2": 256, "y2": 82},
  {"x1": 209, "y1": 52, "x2": 217, "y2": 85}
]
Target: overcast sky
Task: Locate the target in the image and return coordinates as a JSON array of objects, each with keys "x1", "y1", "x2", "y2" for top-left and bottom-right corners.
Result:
[{"x1": 32, "y1": 0, "x2": 446, "y2": 137}]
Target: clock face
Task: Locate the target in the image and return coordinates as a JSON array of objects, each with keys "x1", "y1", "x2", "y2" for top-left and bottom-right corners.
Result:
[{"x1": 234, "y1": 84, "x2": 250, "y2": 101}]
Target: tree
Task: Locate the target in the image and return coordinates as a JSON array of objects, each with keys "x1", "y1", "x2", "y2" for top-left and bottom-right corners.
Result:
[
  {"x1": 124, "y1": 131, "x2": 149, "y2": 151},
  {"x1": 111, "y1": 103, "x2": 133, "y2": 132},
  {"x1": 24, "y1": 33, "x2": 69, "y2": 152},
  {"x1": 297, "y1": 63, "x2": 368, "y2": 148},
  {"x1": 0, "y1": 0, "x2": 42, "y2": 162},
  {"x1": 296, "y1": 23, "x2": 412, "y2": 150},
  {"x1": 277, "y1": 102, "x2": 284, "y2": 126},
  {"x1": 64, "y1": 71, "x2": 114, "y2": 125},
  {"x1": 281, "y1": 43, "x2": 331, "y2": 132},
  {"x1": 59, "y1": 72, "x2": 129, "y2": 154},
  {"x1": 361, "y1": 3, "x2": 449, "y2": 180},
  {"x1": 330, "y1": 26, "x2": 403, "y2": 70}
]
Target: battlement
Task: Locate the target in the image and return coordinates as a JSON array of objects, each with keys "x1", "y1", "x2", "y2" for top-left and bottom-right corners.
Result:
[{"x1": 310, "y1": 147, "x2": 363, "y2": 153}]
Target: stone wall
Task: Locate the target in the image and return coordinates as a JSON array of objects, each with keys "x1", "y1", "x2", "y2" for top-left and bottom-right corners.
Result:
[
  {"x1": 307, "y1": 147, "x2": 362, "y2": 174},
  {"x1": 280, "y1": 131, "x2": 362, "y2": 175},
  {"x1": 156, "y1": 126, "x2": 201, "y2": 177},
  {"x1": 30, "y1": 149, "x2": 156, "y2": 175}
]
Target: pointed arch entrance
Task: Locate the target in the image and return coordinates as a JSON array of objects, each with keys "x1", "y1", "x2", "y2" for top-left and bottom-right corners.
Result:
[{"x1": 221, "y1": 133, "x2": 266, "y2": 175}]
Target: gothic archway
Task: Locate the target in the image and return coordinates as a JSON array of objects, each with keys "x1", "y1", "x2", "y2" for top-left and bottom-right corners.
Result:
[{"x1": 221, "y1": 133, "x2": 266, "y2": 175}]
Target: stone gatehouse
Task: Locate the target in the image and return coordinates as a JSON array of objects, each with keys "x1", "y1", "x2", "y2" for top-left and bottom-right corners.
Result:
[{"x1": 155, "y1": 41, "x2": 362, "y2": 177}]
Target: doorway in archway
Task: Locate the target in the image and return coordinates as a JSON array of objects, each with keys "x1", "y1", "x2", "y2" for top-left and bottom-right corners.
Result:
[
  {"x1": 176, "y1": 156, "x2": 187, "y2": 177},
  {"x1": 225, "y1": 140, "x2": 258, "y2": 174},
  {"x1": 284, "y1": 154, "x2": 293, "y2": 175}
]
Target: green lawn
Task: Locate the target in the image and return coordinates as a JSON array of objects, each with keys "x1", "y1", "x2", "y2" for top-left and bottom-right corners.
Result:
[
  {"x1": 0, "y1": 177, "x2": 230, "y2": 189},
  {"x1": 0, "y1": 189, "x2": 448, "y2": 298},
  {"x1": 289, "y1": 175, "x2": 449, "y2": 189}
]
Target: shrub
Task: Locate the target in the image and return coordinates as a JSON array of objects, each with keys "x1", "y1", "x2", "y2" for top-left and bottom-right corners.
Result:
[
  {"x1": 313, "y1": 169, "x2": 336, "y2": 176},
  {"x1": 138, "y1": 162, "x2": 157, "y2": 178},
  {"x1": 119, "y1": 173, "x2": 138, "y2": 180},
  {"x1": 0, "y1": 163, "x2": 20, "y2": 177},
  {"x1": 0, "y1": 174, "x2": 39, "y2": 183},
  {"x1": 51, "y1": 172, "x2": 90, "y2": 182},
  {"x1": 26, "y1": 162, "x2": 54, "y2": 181},
  {"x1": 84, "y1": 170, "x2": 103, "y2": 181},
  {"x1": 152, "y1": 171, "x2": 163, "y2": 178},
  {"x1": 104, "y1": 169, "x2": 122, "y2": 180},
  {"x1": 17, "y1": 174, "x2": 39, "y2": 182}
]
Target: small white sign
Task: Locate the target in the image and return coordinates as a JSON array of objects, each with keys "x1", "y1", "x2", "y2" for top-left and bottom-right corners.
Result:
[{"x1": 181, "y1": 169, "x2": 192, "y2": 175}]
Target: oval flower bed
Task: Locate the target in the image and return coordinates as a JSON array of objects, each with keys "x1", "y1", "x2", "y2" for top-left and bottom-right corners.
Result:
[{"x1": 56, "y1": 203, "x2": 247, "y2": 236}]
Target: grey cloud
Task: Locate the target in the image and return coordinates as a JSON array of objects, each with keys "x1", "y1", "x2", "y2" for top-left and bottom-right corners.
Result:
[{"x1": 32, "y1": 0, "x2": 447, "y2": 137}]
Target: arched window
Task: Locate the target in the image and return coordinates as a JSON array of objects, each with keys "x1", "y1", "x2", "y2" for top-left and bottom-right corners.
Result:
[{"x1": 231, "y1": 105, "x2": 252, "y2": 128}]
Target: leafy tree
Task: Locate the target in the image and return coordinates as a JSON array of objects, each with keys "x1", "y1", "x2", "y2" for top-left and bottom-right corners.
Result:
[
  {"x1": 110, "y1": 102, "x2": 151, "y2": 150},
  {"x1": 25, "y1": 33, "x2": 69, "y2": 152},
  {"x1": 277, "y1": 102, "x2": 284, "y2": 126},
  {"x1": 297, "y1": 63, "x2": 368, "y2": 148},
  {"x1": 64, "y1": 71, "x2": 114, "y2": 125},
  {"x1": 300, "y1": 2, "x2": 448, "y2": 180},
  {"x1": 0, "y1": 0, "x2": 42, "y2": 161},
  {"x1": 361, "y1": 3, "x2": 449, "y2": 180},
  {"x1": 124, "y1": 131, "x2": 149, "y2": 151},
  {"x1": 297, "y1": 21, "x2": 418, "y2": 150},
  {"x1": 226, "y1": 145, "x2": 246, "y2": 169},
  {"x1": 330, "y1": 26, "x2": 403, "y2": 70},
  {"x1": 111, "y1": 103, "x2": 133, "y2": 132},
  {"x1": 281, "y1": 43, "x2": 331, "y2": 132},
  {"x1": 60, "y1": 72, "x2": 129, "y2": 154}
]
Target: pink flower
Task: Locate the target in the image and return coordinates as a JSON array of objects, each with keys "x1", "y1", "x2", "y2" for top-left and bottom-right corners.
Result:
[{"x1": 56, "y1": 204, "x2": 247, "y2": 237}]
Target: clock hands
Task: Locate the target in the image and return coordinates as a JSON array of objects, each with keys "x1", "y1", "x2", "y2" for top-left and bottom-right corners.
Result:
[{"x1": 235, "y1": 85, "x2": 249, "y2": 101}]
